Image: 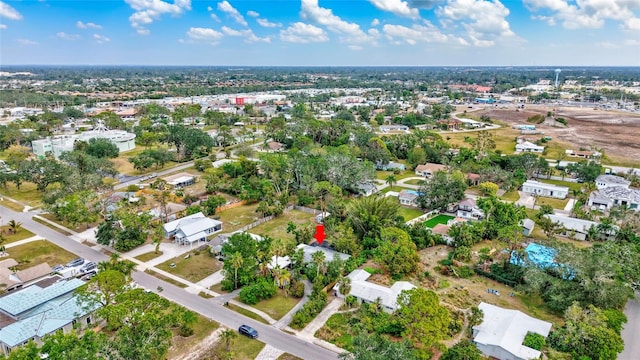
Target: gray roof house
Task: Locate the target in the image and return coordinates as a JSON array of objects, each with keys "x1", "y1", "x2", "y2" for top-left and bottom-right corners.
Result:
[
  {"x1": 595, "y1": 174, "x2": 631, "y2": 190},
  {"x1": 588, "y1": 186, "x2": 640, "y2": 211},
  {"x1": 163, "y1": 212, "x2": 222, "y2": 246},
  {"x1": 473, "y1": 302, "x2": 552, "y2": 360},
  {"x1": 0, "y1": 278, "x2": 100, "y2": 355},
  {"x1": 545, "y1": 214, "x2": 618, "y2": 241},
  {"x1": 520, "y1": 219, "x2": 535, "y2": 237},
  {"x1": 398, "y1": 190, "x2": 420, "y2": 207},
  {"x1": 522, "y1": 180, "x2": 569, "y2": 199},
  {"x1": 333, "y1": 269, "x2": 415, "y2": 313},
  {"x1": 296, "y1": 244, "x2": 350, "y2": 264}
]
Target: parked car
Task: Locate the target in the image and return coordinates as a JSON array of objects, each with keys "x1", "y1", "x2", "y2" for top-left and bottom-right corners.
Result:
[
  {"x1": 66, "y1": 257, "x2": 85, "y2": 268},
  {"x1": 238, "y1": 325, "x2": 258, "y2": 339},
  {"x1": 80, "y1": 262, "x2": 97, "y2": 273}
]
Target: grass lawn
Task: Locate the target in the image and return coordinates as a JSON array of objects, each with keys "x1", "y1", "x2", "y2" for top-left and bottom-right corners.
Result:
[
  {"x1": 445, "y1": 126, "x2": 520, "y2": 154},
  {"x1": 380, "y1": 185, "x2": 413, "y2": 194},
  {"x1": 424, "y1": 214, "x2": 454, "y2": 228},
  {"x1": 315, "y1": 312, "x2": 354, "y2": 350},
  {"x1": 2, "y1": 240, "x2": 77, "y2": 270},
  {"x1": 227, "y1": 303, "x2": 269, "y2": 324},
  {"x1": 537, "y1": 197, "x2": 570, "y2": 210},
  {"x1": 144, "y1": 269, "x2": 188, "y2": 288},
  {"x1": 500, "y1": 190, "x2": 520, "y2": 202},
  {"x1": 1, "y1": 226, "x2": 36, "y2": 243},
  {"x1": 397, "y1": 207, "x2": 424, "y2": 221},
  {"x1": 0, "y1": 199, "x2": 24, "y2": 212},
  {"x1": 539, "y1": 179, "x2": 583, "y2": 192},
  {"x1": 404, "y1": 178, "x2": 426, "y2": 185},
  {"x1": 250, "y1": 210, "x2": 315, "y2": 242},
  {"x1": 156, "y1": 249, "x2": 222, "y2": 283},
  {"x1": 40, "y1": 213, "x2": 97, "y2": 233},
  {"x1": 375, "y1": 169, "x2": 415, "y2": 181},
  {"x1": 32, "y1": 216, "x2": 73, "y2": 236},
  {"x1": 0, "y1": 182, "x2": 42, "y2": 207},
  {"x1": 209, "y1": 282, "x2": 229, "y2": 294},
  {"x1": 134, "y1": 251, "x2": 163, "y2": 262},
  {"x1": 278, "y1": 354, "x2": 303, "y2": 360},
  {"x1": 216, "y1": 203, "x2": 260, "y2": 233},
  {"x1": 251, "y1": 290, "x2": 301, "y2": 321},
  {"x1": 167, "y1": 313, "x2": 219, "y2": 359},
  {"x1": 229, "y1": 335, "x2": 265, "y2": 360}
]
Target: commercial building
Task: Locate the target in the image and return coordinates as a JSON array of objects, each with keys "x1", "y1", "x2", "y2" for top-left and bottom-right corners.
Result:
[{"x1": 31, "y1": 124, "x2": 135, "y2": 159}]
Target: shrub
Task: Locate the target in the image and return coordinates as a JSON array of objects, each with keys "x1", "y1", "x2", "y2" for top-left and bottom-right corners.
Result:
[
  {"x1": 238, "y1": 278, "x2": 277, "y2": 305},
  {"x1": 455, "y1": 266, "x2": 474, "y2": 278},
  {"x1": 290, "y1": 284, "x2": 328, "y2": 329},
  {"x1": 289, "y1": 281, "x2": 305, "y2": 298},
  {"x1": 523, "y1": 332, "x2": 545, "y2": 351}
]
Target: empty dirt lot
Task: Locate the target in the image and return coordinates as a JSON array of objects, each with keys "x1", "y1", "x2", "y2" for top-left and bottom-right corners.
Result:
[{"x1": 474, "y1": 105, "x2": 640, "y2": 166}]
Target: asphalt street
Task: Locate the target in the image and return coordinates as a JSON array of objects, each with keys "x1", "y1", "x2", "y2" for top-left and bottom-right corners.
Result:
[
  {"x1": 619, "y1": 294, "x2": 640, "y2": 360},
  {"x1": 0, "y1": 205, "x2": 338, "y2": 360}
]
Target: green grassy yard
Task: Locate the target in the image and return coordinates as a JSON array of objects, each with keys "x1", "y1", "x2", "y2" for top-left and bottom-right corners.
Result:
[
  {"x1": 134, "y1": 251, "x2": 164, "y2": 262},
  {"x1": 216, "y1": 203, "x2": 260, "y2": 233},
  {"x1": 500, "y1": 190, "x2": 520, "y2": 202},
  {"x1": 2, "y1": 240, "x2": 77, "y2": 270},
  {"x1": 229, "y1": 335, "x2": 266, "y2": 360},
  {"x1": 0, "y1": 182, "x2": 43, "y2": 207},
  {"x1": 227, "y1": 303, "x2": 269, "y2": 324},
  {"x1": 1, "y1": 226, "x2": 36, "y2": 243},
  {"x1": 539, "y1": 179, "x2": 584, "y2": 192},
  {"x1": 424, "y1": 214, "x2": 454, "y2": 228},
  {"x1": 167, "y1": 314, "x2": 219, "y2": 359},
  {"x1": 397, "y1": 207, "x2": 424, "y2": 221},
  {"x1": 251, "y1": 290, "x2": 301, "y2": 320},
  {"x1": 250, "y1": 210, "x2": 315, "y2": 241},
  {"x1": 156, "y1": 249, "x2": 222, "y2": 283},
  {"x1": 537, "y1": 197, "x2": 570, "y2": 210}
]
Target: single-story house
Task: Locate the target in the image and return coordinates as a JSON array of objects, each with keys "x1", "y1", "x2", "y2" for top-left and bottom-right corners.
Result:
[
  {"x1": 430, "y1": 223, "x2": 452, "y2": 245},
  {"x1": 473, "y1": 302, "x2": 552, "y2": 360},
  {"x1": 545, "y1": 214, "x2": 618, "y2": 241},
  {"x1": 515, "y1": 141, "x2": 544, "y2": 153},
  {"x1": 588, "y1": 186, "x2": 640, "y2": 211},
  {"x1": 149, "y1": 202, "x2": 187, "y2": 221},
  {"x1": 296, "y1": 244, "x2": 350, "y2": 264},
  {"x1": 415, "y1": 163, "x2": 446, "y2": 177},
  {"x1": 163, "y1": 172, "x2": 196, "y2": 188},
  {"x1": 398, "y1": 190, "x2": 420, "y2": 207},
  {"x1": 520, "y1": 218, "x2": 535, "y2": 236},
  {"x1": 595, "y1": 174, "x2": 630, "y2": 190},
  {"x1": 379, "y1": 125, "x2": 409, "y2": 132},
  {"x1": 163, "y1": 212, "x2": 222, "y2": 246},
  {"x1": 356, "y1": 182, "x2": 378, "y2": 197},
  {"x1": 522, "y1": 180, "x2": 569, "y2": 199},
  {"x1": 466, "y1": 173, "x2": 481, "y2": 186},
  {"x1": 0, "y1": 278, "x2": 101, "y2": 355},
  {"x1": 456, "y1": 198, "x2": 484, "y2": 220},
  {"x1": 0, "y1": 261, "x2": 53, "y2": 293},
  {"x1": 333, "y1": 269, "x2": 415, "y2": 313},
  {"x1": 266, "y1": 141, "x2": 285, "y2": 152},
  {"x1": 375, "y1": 161, "x2": 405, "y2": 171}
]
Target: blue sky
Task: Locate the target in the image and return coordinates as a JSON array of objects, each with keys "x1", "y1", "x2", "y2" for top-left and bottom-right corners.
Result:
[{"x1": 0, "y1": 0, "x2": 639, "y2": 66}]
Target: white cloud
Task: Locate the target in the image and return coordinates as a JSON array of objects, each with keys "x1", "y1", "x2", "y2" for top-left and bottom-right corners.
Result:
[
  {"x1": 368, "y1": 0, "x2": 419, "y2": 19},
  {"x1": 211, "y1": 13, "x2": 220, "y2": 22},
  {"x1": 221, "y1": 26, "x2": 270, "y2": 43},
  {"x1": 436, "y1": 0, "x2": 517, "y2": 47},
  {"x1": 371, "y1": 18, "x2": 380, "y2": 26},
  {"x1": 186, "y1": 27, "x2": 224, "y2": 44},
  {"x1": 0, "y1": 1, "x2": 22, "y2": 20},
  {"x1": 408, "y1": 0, "x2": 442, "y2": 8},
  {"x1": 524, "y1": 0, "x2": 640, "y2": 30},
  {"x1": 17, "y1": 38, "x2": 38, "y2": 45},
  {"x1": 93, "y1": 34, "x2": 111, "y2": 43},
  {"x1": 125, "y1": 0, "x2": 191, "y2": 35},
  {"x1": 247, "y1": 10, "x2": 259, "y2": 17},
  {"x1": 382, "y1": 22, "x2": 468, "y2": 45},
  {"x1": 280, "y1": 22, "x2": 329, "y2": 43},
  {"x1": 256, "y1": 18, "x2": 281, "y2": 28},
  {"x1": 76, "y1": 20, "x2": 102, "y2": 29},
  {"x1": 0, "y1": 23, "x2": 6, "y2": 29},
  {"x1": 57, "y1": 32, "x2": 81, "y2": 40},
  {"x1": 217, "y1": 1, "x2": 247, "y2": 26},
  {"x1": 300, "y1": 0, "x2": 376, "y2": 44},
  {"x1": 207, "y1": 6, "x2": 213, "y2": 11},
  {"x1": 624, "y1": 39, "x2": 640, "y2": 46}
]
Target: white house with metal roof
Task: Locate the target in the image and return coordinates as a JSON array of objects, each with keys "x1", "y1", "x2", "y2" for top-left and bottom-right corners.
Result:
[
  {"x1": 296, "y1": 244, "x2": 350, "y2": 264},
  {"x1": 515, "y1": 141, "x2": 544, "y2": 153},
  {"x1": 162, "y1": 212, "x2": 222, "y2": 246},
  {"x1": 588, "y1": 186, "x2": 640, "y2": 211},
  {"x1": 595, "y1": 174, "x2": 631, "y2": 190},
  {"x1": 0, "y1": 278, "x2": 100, "y2": 355},
  {"x1": 473, "y1": 302, "x2": 552, "y2": 360},
  {"x1": 333, "y1": 269, "x2": 415, "y2": 313},
  {"x1": 545, "y1": 214, "x2": 618, "y2": 241},
  {"x1": 522, "y1": 180, "x2": 568, "y2": 199}
]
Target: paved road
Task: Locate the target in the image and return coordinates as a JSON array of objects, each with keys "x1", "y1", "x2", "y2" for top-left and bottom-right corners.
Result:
[
  {"x1": 0, "y1": 205, "x2": 338, "y2": 360},
  {"x1": 620, "y1": 294, "x2": 640, "y2": 360}
]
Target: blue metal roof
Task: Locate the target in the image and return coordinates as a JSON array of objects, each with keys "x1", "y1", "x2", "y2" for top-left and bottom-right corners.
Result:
[{"x1": 0, "y1": 278, "x2": 85, "y2": 317}]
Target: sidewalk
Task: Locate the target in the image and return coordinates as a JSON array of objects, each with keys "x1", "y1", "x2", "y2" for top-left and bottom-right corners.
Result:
[
  {"x1": 6, "y1": 235, "x2": 43, "y2": 248},
  {"x1": 298, "y1": 297, "x2": 343, "y2": 340},
  {"x1": 275, "y1": 279, "x2": 312, "y2": 329},
  {"x1": 32, "y1": 215, "x2": 80, "y2": 236},
  {"x1": 255, "y1": 344, "x2": 284, "y2": 360}
]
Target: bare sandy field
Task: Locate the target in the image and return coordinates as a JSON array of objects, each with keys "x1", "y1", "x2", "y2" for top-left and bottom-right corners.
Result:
[{"x1": 473, "y1": 105, "x2": 640, "y2": 165}]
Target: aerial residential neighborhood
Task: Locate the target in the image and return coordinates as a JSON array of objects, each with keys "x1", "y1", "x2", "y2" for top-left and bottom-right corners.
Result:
[{"x1": 0, "y1": 1, "x2": 639, "y2": 359}]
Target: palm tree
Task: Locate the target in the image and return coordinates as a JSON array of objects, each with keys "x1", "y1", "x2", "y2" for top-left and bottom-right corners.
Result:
[
  {"x1": 7, "y1": 220, "x2": 21, "y2": 234},
  {"x1": 311, "y1": 251, "x2": 326, "y2": 278},
  {"x1": 385, "y1": 174, "x2": 397, "y2": 189},
  {"x1": 229, "y1": 252, "x2": 243, "y2": 289},
  {"x1": 336, "y1": 276, "x2": 351, "y2": 297},
  {"x1": 0, "y1": 233, "x2": 6, "y2": 255},
  {"x1": 273, "y1": 267, "x2": 291, "y2": 290},
  {"x1": 152, "y1": 225, "x2": 164, "y2": 254},
  {"x1": 219, "y1": 329, "x2": 237, "y2": 353},
  {"x1": 270, "y1": 238, "x2": 290, "y2": 270}
]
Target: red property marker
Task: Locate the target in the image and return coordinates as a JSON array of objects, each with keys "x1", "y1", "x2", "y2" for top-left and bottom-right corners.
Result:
[{"x1": 314, "y1": 224, "x2": 326, "y2": 245}]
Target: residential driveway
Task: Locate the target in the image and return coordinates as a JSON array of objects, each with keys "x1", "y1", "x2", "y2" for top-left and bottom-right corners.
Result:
[{"x1": 515, "y1": 191, "x2": 535, "y2": 208}]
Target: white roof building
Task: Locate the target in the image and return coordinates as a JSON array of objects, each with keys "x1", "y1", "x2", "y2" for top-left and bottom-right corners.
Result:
[
  {"x1": 163, "y1": 212, "x2": 222, "y2": 246},
  {"x1": 333, "y1": 269, "x2": 415, "y2": 313},
  {"x1": 515, "y1": 141, "x2": 544, "y2": 153},
  {"x1": 296, "y1": 244, "x2": 350, "y2": 264},
  {"x1": 473, "y1": 302, "x2": 552, "y2": 360},
  {"x1": 595, "y1": 174, "x2": 631, "y2": 190},
  {"x1": 522, "y1": 180, "x2": 569, "y2": 199},
  {"x1": 588, "y1": 186, "x2": 640, "y2": 211}
]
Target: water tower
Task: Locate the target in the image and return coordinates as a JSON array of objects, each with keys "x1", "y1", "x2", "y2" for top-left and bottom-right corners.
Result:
[{"x1": 554, "y1": 69, "x2": 562, "y2": 88}]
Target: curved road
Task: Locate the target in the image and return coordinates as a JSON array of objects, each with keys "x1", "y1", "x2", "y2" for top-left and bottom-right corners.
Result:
[
  {"x1": 620, "y1": 294, "x2": 640, "y2": 360},
  {"x1": 0, "y1": 205, "x2": 338, "y2": 360}
]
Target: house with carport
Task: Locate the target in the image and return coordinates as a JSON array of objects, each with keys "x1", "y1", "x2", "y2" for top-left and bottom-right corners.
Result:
[
  {"x1": 163, "y1": 212, "x2": 222, "y2": 246},
  {"x1": 333, "y1": 269, "x2": 415, "y2": 313}
]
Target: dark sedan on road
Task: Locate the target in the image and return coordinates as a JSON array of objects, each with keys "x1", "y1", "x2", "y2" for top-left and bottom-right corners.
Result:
[{"x1": 238, "y1": 325, "x2": 258, "y2": 339}]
